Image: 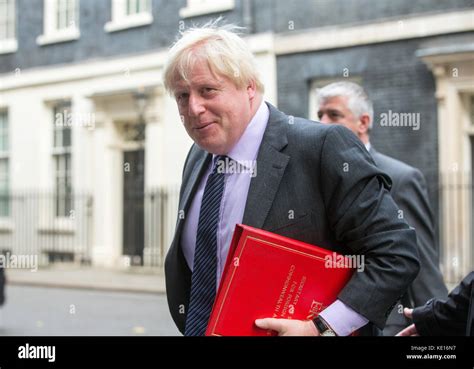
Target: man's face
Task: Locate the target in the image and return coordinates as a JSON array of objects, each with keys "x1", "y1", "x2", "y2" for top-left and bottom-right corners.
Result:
[
  {"x1": 173, "y1": 60, "x2": 256, "y2": 155},
  {"x1": 317, "y1": 95, "x2": 359, "y2": 135}
]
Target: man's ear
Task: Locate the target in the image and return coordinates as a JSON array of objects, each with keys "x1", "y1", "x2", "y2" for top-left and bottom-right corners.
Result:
[
  {"x1": 247, "y1": 79, "x2": 257, "y2": 100},
  {"x1": 358, "y1": 114, "x2": 371, "y2": 134}
]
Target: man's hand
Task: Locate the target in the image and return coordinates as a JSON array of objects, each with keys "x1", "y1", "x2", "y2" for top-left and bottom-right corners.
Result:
[
  {"x1": 396, "y1": 308, "x2": 419, "y2": 336},
  {"x1": 255, "y1": 318, "x2": 320, "y2": 336}
]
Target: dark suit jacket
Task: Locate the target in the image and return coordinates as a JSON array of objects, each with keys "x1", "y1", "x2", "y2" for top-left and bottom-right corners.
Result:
[
  {"x1": 369, "y1": 148, "x2": 448, "y2": 335},
  {"x1": 413, "y1": 272, "x2": 473, "y2": 336},
  {"x1": 165, "y1": 103, "x2": 420, "y2": 334}
]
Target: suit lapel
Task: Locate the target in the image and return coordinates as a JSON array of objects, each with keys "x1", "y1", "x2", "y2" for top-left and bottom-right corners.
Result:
[
  {"x1": 166, "y1": 149, "x2": 210, "y2": 334},
  {"x1": 368, "y1": 146, "x2": 377, "y2": 158},
  {"x1": 242, "y1": 103, "x2": 290, "y2": 229},
  {"x1": 175, "y1": 150, "x2": 211, "y2": 237}
]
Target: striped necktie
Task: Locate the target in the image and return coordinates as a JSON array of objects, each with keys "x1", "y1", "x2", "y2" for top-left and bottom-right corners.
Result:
[{"x1": 185, "y1": 155, "x2": 227, "y2": 336}]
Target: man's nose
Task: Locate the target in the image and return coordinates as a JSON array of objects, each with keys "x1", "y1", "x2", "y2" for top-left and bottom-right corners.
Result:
[
  {"x1": 318, "y1": 113, "x2": 331, "y2": 124},
  {"x1": 188, "y1": 94, "x2": 205, "y2": 117}
]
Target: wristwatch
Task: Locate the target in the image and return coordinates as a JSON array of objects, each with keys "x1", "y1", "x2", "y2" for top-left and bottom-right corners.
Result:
[{"x1": 313, "y1": 316, "x2": 337, "y2": 336}]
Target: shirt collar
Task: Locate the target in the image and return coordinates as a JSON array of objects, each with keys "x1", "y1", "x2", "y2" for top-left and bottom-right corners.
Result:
[{"x1": 213, "y1": 101, "x2": 269, "y2": 170}]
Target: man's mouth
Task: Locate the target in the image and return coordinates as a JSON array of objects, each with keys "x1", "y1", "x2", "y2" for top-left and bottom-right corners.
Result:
[{"x1": 195, "y1": 122, "x2": 215, "y2": 130}]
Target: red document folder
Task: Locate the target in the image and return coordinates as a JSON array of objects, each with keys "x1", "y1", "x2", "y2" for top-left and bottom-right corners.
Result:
[{"x1": 205, "y1": 224, "x2": 354, "y2": 336}]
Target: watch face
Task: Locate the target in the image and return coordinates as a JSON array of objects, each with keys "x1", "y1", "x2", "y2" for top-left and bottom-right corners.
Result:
[
  {"x1": 314, "y1": 317, "x2": 337, "y2": 336},
  {"x1": 314, "y1": 318, "x2": 326, "y2": 333}
]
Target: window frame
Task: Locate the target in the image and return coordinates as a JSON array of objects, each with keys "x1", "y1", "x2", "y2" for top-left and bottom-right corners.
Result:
[
  {"x1": 52, "y1": 102, "x2": 73, "y2": 218},
  {"x1": 179, "y1": 0, "x2": 235, "y2": 19},
  {"x1": 0, "y1": 0, "x2": 17, "y2": 54},
  {"x1": 37, "y1": 0, "x2": 80, "y2": 46},
  {"x1": 104, "y1": 0, "x2": 153, "y2": 33},
  {"x1": 0, "y1": 110, "x2": 10, "y2": 218}
]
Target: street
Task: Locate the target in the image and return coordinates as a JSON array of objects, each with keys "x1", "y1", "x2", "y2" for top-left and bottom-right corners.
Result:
[{"x1": 0, "y1": 285, "x2": 181, "y2": 336}]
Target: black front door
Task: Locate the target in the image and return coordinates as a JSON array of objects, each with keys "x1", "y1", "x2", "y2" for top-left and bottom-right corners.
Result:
[{"x1": 123, "y1": 149, "x2": 145, "y2": 265}]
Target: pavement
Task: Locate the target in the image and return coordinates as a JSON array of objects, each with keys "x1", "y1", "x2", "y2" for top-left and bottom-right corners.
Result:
[{"x1": 5, "y1": 264, "x2": 166, "y2": 294}]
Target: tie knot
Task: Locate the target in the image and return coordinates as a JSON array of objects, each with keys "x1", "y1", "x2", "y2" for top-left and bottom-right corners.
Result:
[{"x1": 212, "y1": 155, "x2": 229, "y2": 174}]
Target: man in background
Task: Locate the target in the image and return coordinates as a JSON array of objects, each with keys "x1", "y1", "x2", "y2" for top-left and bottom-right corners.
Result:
[{"x1": 316, "y1": 81, "x2": 448, "y2": 335}]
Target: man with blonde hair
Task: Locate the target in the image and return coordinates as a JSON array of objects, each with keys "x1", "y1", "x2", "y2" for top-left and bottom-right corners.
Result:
[
  {"x1": 316, "y1": 81, "x2": 448, "y2": 335},
  {"x1": 164, "y1": 22, "x2": 420, "y2": 337}
]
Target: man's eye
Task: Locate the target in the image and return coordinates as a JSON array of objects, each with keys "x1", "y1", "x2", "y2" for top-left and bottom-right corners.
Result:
[
  {"x1": 317, "y1": 111, "x2": 323, "y2": 119},
  {"x1": 202, "y1": 88, "x2": 216, "y2": 95},
  {"x1": 177, "y1": 93, "x2": 189, "y2": 102}
]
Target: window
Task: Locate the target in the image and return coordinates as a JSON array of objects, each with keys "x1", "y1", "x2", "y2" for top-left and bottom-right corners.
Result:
[
  {"x1": 56, "y1": 0, "x2": 77, "y2": 30},
  {"x1": 53, "y1": 103, "x2": 72, "y2": 217},
  {"x1": 179, "y1": 0, "x2": 235, "y2": 19},
  {"x1": 37, "y1": 0, "x2": 80, "y2": 46},
  {"x1": 105, "y1": 0, "x2": 152, "y2": 33},
  {"x1": 0, "y1": 0, "x2": 17, "y2": 54},
  {"x1": 0, "y1": 111, "x2": 9, "y2": 217},
  {"x1": 126, "y1": 0, "x2": 150, "y2": 15}
]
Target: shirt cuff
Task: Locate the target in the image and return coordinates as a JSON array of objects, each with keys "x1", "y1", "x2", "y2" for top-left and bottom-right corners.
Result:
[{"x1": 319, "y1": 299, "x2": 369, "y2": 336}]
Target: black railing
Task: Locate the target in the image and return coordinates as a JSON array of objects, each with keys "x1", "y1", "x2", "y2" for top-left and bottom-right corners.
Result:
[
  {"x1": 0, "y1": 188, "x2": 181, "y2": 269},
  {"x1": 0, "y1": 180, "x2": 469, "y2": 277},
  {"x1": 143, "y1": 187, "x2": 180, "y2": 267}
]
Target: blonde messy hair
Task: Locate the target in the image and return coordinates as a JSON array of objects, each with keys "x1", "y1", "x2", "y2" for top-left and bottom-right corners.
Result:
[{"x1": 163, "y1": 19, "x2": 264, "y2": 95}]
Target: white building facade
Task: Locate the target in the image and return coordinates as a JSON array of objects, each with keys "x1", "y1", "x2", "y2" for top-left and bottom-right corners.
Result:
[
  {"x1": 0, "y1": 0, "x2": 473, "y2": 282},
  {"x1": 0, "y1": 0, "x2": 277, "y2": 268}
]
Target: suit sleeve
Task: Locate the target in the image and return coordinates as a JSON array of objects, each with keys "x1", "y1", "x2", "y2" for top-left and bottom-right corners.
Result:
[
  {"x1": 413, "y1": 272, "x2": 473, "y2": 336},
  {"x1": 319, "y1": 125, "x2": 420, "y2": 328},
  {"x1": 391, "y1": 168, "x2": 448, "y2": 305}
]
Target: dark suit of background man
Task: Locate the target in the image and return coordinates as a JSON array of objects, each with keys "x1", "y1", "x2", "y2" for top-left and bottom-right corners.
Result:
[
  {"x1": 316, "y1": 81, "x2": 448, "y2": 336},
  {"x1": 163, "y1": 21, "x2": 420, "y2": 336},
  {"x1": 398, "y1": 272, "x2": 473, "y2": 336}
]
